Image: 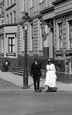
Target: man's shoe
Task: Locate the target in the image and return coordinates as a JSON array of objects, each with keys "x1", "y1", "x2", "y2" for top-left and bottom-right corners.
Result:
[
  {"x1": 34, "y1": 90, "x2": 37, "y2": 92},
  {"x1": 37, "y1": 90, "x2": 42, "y2": 92}
]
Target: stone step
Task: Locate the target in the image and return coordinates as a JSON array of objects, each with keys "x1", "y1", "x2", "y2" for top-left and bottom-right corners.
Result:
[{"x1": 13, "y1": 66, "x2": 30, "y2": 76}]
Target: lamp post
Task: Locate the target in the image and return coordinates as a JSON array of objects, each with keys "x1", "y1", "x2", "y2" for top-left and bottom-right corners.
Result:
[{"x1": 22, "y1": 12, "x2": 30, "y2": 89}]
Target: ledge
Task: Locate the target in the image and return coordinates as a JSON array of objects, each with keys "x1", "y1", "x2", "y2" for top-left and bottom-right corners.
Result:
[
  {"x1": 0, "y1": 23, "x2": 17, "y2": 29},
  {"x1": 52, "y1": 0, "x2": 67, "y2": 5},
  {"x1": 65, "y1": 50, "x2": 72, "y2": 56},
  {"x1": 40, "y1": 6, "x2": 54, "y2": 14},
  {"x1": 6, "y1": 52, "x2": 16, "y2": 57},
  {"x1": 6, "y1": 3, "x2": 16, "y2": 11},
  {"x1": 55, "y1": 50, "x2": 63, "y2": 56},
  {"x1": 29, "y1": 6, "x2": 34, "y2": 10}
]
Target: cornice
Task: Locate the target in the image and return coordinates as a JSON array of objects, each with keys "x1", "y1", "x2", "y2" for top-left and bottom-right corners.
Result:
[
  {"x1": 30, "y1": 13, "x2": 42, "y2": 20},
  {"x1": 54, "y1": 10, "x2": 72, "y2": 19},
  {"x1": 40, "y1": 6, "x2": 54, "y2": 14},
  {"x1": 52, "y1": 0, "x2": 67, "y2": 5},
  {"x1": 0, "y1": 23, "x2": 17, "y2": 28},
  {"x1": 6, "y1": 3, "x2": 16, "y2": 11}
]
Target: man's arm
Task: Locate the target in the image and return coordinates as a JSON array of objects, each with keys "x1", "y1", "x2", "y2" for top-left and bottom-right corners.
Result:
[{"x1": 30, "y1": 63, "x2": 33, "y2": 75}]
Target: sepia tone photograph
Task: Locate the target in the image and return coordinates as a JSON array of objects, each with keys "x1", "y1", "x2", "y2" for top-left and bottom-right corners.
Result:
[{"x1": 0, "y1": 0, "x2": 72, "y2": 114}]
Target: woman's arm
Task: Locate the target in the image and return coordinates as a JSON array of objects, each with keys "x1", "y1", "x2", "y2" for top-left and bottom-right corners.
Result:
[{"x1": 53, "y1": 64, "x2": 56, "y2": 73}]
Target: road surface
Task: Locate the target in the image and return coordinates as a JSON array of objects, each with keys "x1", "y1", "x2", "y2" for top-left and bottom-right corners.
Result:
[{"x1": 0, "y1": 91, "x2": 72, "y2": 115}]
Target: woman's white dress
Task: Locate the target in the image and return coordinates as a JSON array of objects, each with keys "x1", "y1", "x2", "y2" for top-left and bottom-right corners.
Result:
[{"x1": 44, "y1": 63, "x2": 57, "y2": 87}]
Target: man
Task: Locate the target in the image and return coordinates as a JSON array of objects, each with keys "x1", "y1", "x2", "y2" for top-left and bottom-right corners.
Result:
[
  {"x1": 2, "y1": 60, "x2": 10, "y2": 72},
  {"x1": 30, "y1": 57, "x2": 42, "y2": 92}
]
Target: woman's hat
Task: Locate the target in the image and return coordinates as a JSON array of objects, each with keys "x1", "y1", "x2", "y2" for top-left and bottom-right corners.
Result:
[{"x1": 48, "y1": 58, "x2": 51, "y2": 63}]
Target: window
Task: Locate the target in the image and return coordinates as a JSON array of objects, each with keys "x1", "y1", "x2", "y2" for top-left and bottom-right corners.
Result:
[
  {"x1": 30, "y1": 0, "x2": 34, "y2": 7},
  {"x1": 31, "y1": 24, "x2": 33, "y2": 39},
  {"x1": 11, "y1": 0, "x2": 12, "y2": 5},
  {"x1": 30, "y1": 24, "x2": 33, "y2": 51},
  {"x1": 48, "y1": 0, "x2": 52, "y2": 6},
  {"x1": 24, "y1": 0, "x2": 25, "y2": 11},
  {"x1": 14, "y1": 11, "x2": 16, "y2": 23},
  {"x1": 1, "y1": 4, "x2": 4, "y2": 14},
  {"x1": 7, "y1": 0, "x2": 9, "y2": 7},
  {"x1": 69, "y1": 21, "x2": 72, "y2": 49},
  {"x1": 1, "y1": 37, "x2": 4, "y2": 53},
  {"x1": 2, "y1": 20, "x2": 4, "y2": 24},
  {"x1": 59, "y1": 23, "x2": 62, "y2": 49},
  {"x1": 7, "y1": 15, "x2": 9, "y2": 24},
  {"x1": 8, "y1": 37, "x2": 14, "y2": 52},
  {"x1": 10, "y1": 13, "x2": 12, "y2": 24}
]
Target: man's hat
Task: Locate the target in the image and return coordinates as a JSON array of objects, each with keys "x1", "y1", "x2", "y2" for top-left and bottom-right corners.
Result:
[{"x1": 34, "y1": 56, "x2": 39, "y2": 61}]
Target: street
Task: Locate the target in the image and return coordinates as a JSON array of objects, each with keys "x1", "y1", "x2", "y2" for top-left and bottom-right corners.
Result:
[{"x1": 0, "y1": 91, "x2": 72, "y2": 115}]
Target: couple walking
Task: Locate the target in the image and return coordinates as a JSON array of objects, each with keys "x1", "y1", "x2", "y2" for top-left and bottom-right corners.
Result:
[{"x1": 30, "y1": 57, "x2": 57, "y2": 92}]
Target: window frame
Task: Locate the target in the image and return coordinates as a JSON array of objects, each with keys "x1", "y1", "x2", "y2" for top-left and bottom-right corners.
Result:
[
  {"x1": 14, "y1": 11, "x2": 16, "y2": 23},
  {"x1": 30, "y1": 0, "x2": 34, "y2": 8},
  {"x1": 8, "y1": 37, "x2": 14, "y2": 52},
  {"x1": 7, "y1": 14, "x2": 9, "y2": 24},
  {"x1": 69, "y1": 20, "x2": 72, "y2": 49},
  {"x1": 58, "y1": 23, "x2": 62, "y2": 49},
  {"x1": 7, "y1": 0, "x2": 9, "y2": 7},
  {"x1": 11, "y1": 0, "x2": 12, "y2": 5},
  {"x1": 10, "y1": 13, "x2": 12, "y2": 24}
]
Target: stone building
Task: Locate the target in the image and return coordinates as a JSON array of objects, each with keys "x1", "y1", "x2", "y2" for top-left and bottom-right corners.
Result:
[
  {"x1": 0, "y1": 0, "x2": 17, "y2": 58},
  {"x1": 0, "y1": 0, "x2": 72, "y2": 61},
  {"x1": 17, "y1": 0, "x2": 54, "y2": 58},
  {"x1": 53, "y1": 0, "x2": 72, "y2": 74},
  {"x1": 0, "y1": 0, "x2": 72, "y2": 82}
]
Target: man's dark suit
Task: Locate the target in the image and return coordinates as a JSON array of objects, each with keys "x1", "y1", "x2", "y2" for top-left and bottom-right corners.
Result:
[{"x1": 30, "y1": 60, "x2": 42, "y2": 92}]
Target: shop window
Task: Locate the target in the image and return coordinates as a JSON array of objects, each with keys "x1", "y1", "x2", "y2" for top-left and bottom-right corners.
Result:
[
  {"x1": 69, "y1": 21, "x2": 72, "y2": 49},
  {"x1": 8, "y1": 37, "x2": 14, "y2": 52},
  {"x1": 59, "y1": 23, "x2": 62, "y2": 49}
]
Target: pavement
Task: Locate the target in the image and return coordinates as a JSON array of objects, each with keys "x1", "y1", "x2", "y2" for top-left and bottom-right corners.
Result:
[{"x1": 0, "y1": 70, "x2": 72, "y2": 92}]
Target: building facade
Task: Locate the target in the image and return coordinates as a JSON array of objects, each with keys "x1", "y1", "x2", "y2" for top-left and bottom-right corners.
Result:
[
  {"x1": 0, "y1": 0, "x2": 4, "y2": 56},
  {"x1": 53, "y1": 0, "x2": 72, "y2": 60},
  {"x1": 0, "y1": 0, "x2": 17, "y2": 58},
  {"x1": 0, "y1": 0, "x2": 72, "y2": 73},
  {"x1": 17, "y1": 0, "x2": 54, "y2": 58},
  {"x1": 53, "y1": 0, "x2": 72, "y2": 74}
]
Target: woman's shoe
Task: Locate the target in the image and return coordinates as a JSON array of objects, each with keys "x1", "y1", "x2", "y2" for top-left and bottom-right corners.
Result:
[
  {"x1": 46, "y1": 89, "x2": 49, "y2": 92},
  {"x1": 50, "y1": 87, "x2": 52, "y2": 92}
]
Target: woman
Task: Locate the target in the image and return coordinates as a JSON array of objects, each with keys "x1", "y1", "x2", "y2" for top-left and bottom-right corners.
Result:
[{"x1": 44, "y1": 59, "x2": 57, "y2": 92}]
